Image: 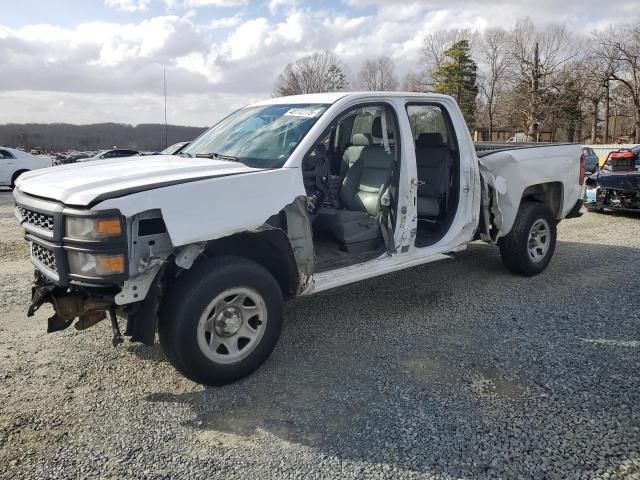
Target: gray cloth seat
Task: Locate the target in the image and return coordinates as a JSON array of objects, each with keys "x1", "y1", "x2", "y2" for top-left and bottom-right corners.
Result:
[
  {"x1": 415, "y1": 132, "x2": 450, "y2": 217},
  {"x1": 315, "y1": 141, "x2": 393, "y2": 246}
]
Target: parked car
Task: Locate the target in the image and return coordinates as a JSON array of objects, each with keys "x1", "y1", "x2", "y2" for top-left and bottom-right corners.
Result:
[
  {"x1": 76, "y1": 149, "x2": 139, "y2": 162},
  {"x1": 161, "y1": 141, "x2": 190, "y2": 155},
  {"x1": 13, "y1": 92, "x2": 584, "y2": 386},
  {"x1": 584, "y1": 145, "x2": 640, "y2": 212},
  {"x1": 53, "y1": 151, "x2": 94, "y2": 165},
  {"x1": 582, "y1": 146, "x2": 600, "y2": 174},
  {"x1": 0, "y1": 146, "x2": 52, "y2": 188}
]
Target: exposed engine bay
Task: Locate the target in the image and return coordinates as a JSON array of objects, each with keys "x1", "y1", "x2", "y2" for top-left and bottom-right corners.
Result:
[{"x1": 594, "y1": 188, "x2": 640, "y2": 211}]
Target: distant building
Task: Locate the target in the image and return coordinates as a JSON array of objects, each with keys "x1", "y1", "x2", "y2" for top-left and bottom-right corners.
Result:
[{"x1": 474, "y1": 126, "x2": 553, "y2": 143}]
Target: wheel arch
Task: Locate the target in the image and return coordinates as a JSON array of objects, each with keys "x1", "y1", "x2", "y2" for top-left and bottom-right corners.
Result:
[
  {"x1": 199, "y1": 229, "x2": 301, "y2": 300},
  {"x1": 520, "y1": 182, "x2": 564, "y2": 219}
]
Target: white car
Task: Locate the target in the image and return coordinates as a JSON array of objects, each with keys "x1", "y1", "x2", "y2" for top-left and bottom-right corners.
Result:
[
  {"x1": 13, "y1": 92, "x2": 584, "y2": 386},
  {"x1": 0, "y1": 147, "x2": 52, "y2": 188}
]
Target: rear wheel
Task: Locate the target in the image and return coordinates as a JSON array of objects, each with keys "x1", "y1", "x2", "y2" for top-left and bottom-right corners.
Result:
[
  {"x1": 159, "y1": 256, "x2": 283, "y2": 386},
  {"x1": 499, "y1": 201, "x2": 557, "y2": 276},
  {"x1": 10, "y1": 170, "x2": 29, "y2": 189}
]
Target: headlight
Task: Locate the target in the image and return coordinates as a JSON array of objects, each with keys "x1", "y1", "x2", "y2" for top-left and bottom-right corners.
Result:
[
  {"x1": 585, "y1": 187, "x2": 598, "y2": 204},
  {"x1": 66, "y1": 216, "x2": 122, "y2": 240},
  {"x1": 67, "y1": 251, "x2": 126, "y2": 276}
]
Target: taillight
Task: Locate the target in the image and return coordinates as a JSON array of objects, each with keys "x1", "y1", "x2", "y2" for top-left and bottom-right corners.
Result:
[
  {"x1": 579, "y1": 153, "x2": 586, "y2": 186},
  {"x1": 610, "y1": 151, "x2": 635, "y2": 159}
]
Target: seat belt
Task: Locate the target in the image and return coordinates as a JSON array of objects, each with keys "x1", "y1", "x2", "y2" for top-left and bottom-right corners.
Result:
[
  {"x1": 379, "y1": 110, "x2": 395, "y2": 252},
  {"x1": 379, "y1": 188, "x2": 395, "y2": 254},
  {"x1": 444, "y1": 149, "x2": 452, "y2": 215},
  {"x1": 380, "y1": 110, "x2": 391, "y2": 155}
]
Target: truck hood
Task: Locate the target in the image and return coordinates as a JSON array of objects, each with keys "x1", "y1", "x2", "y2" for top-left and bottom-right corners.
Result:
[{"x1": 15, "y1": 155, "x2": 265, "y2": 207}]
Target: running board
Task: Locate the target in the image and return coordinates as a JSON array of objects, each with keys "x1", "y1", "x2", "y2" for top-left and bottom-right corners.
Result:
[{"x1": 304, "y1": 252, "x2": 452, "y2": 295}]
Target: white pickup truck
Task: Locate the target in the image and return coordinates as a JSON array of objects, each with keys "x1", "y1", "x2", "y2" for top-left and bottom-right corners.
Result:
[{"x1": 13, "y1": 92, "x2": 585, "y2": 385}]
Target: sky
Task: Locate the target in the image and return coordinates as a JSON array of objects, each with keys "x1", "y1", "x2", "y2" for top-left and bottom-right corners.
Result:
[{"x1": 0, "y1": 0, "x2": 637, "y2": 127}]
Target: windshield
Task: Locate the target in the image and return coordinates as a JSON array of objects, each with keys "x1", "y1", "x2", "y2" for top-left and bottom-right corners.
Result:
[
  {"x1": 161, "y1": 142, "x2": 186, "y2": 155},
  {"x1": 182, "y1": 103, "x2": 329, "y2": 168}
]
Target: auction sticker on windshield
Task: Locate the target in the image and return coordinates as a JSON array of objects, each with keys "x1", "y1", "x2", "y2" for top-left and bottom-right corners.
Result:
[{"x1": 284, "y1": 107, "x2": 325, "y2": 118}]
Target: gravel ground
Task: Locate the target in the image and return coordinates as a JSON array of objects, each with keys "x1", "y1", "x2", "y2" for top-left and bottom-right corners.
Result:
[{"x1": 0, "y1": 188, "x2": 639, "y2": 479}]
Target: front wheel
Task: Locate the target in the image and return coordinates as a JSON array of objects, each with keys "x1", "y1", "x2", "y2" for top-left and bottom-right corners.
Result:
[
  {"x1": 498, "y1": 202, "x2": 557, "y2": 276},
  {"x1": 159, "y1": 256, "x2": 284, "y2": 386}
]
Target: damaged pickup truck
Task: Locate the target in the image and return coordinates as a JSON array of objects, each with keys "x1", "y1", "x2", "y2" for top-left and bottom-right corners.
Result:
[{"x1": 13, "y1": 92, "x2": 585, "y2": 385}]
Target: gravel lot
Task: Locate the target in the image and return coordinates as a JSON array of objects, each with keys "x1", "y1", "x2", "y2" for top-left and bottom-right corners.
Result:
[{"x1": 1, "y1": 188, "x2": 639, "y2": 479}]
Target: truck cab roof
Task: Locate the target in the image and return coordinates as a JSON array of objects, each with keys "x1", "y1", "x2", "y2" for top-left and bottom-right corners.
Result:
[{"x1": 250, "y1": 91, "x2": 453, "y2": 107}]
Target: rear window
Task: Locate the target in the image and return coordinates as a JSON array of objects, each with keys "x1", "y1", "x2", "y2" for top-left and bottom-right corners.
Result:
[
  {"x1": 406, "y1": 105, "x2": 450, "y2": 144},
  {"x1": 0, "y1": 149, "x2": 15, "y2": 159}
]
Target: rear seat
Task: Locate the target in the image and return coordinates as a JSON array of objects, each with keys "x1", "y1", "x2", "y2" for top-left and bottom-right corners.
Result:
[{"x1": 415, "y1": 132, "x2": 450, "y2": 218}]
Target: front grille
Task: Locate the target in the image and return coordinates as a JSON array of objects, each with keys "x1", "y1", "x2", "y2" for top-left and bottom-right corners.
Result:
[
  {"x1": 31, "y1": 243, "x2": 57, "y2": 273},
  {"x1": 18, "y1": 207, "x2": 54, "y2": 231}
]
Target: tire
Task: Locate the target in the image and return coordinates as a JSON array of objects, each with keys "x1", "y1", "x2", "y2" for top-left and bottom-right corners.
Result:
[
  {"x1": 498, "y1": 201, "x2": 557, "y2": 277},
  {"x1": 158, "y1": 256, "x2": 284, "y2": 386},
  {"x1": 10, "y1": 170, "x2": 29, "y2": 189}
]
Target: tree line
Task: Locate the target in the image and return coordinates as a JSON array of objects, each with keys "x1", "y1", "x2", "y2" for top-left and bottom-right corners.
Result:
[
  {"x1": 0, "y1": 123, "x2": 207, "y2": 152},
  {"x1": 273, "y1": 19, "x2": 640, "y2": 143}
]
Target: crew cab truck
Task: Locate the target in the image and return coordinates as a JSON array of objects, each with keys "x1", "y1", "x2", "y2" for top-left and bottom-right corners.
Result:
[{"x1": 13, "y1": 92, "x2": 585, "y2": 386}]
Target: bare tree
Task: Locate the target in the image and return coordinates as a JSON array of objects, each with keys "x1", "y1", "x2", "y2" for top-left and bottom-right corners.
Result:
[
  {"x1": 509, "y1": 19, "x2": 577, "y2": 141},
  {"x1": 273, "y1": 51, "x2": 349, "y2": 96},
  {"x1": 402, "y1": 71, "x2": 429, "y2": 92},
  {"x1": 357, "y1": 56, "x2": 399, "y2": 91},
  {"x1": 477, "y1": 27, "x2": 511, "y2": 139},
  {"x1": 589, "y1": 28, "x2": 622, "y2": 142},
  {"x1": 597, "y1": 24, "x2": 640, "y2": 142}
]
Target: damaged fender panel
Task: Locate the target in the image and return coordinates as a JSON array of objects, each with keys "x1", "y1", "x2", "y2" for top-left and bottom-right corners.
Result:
[
  {"x1": 95, "y1": 168, "x2": 306, "y2": 247},
  {"x1": 282, "y1": 196, "x2": 314, "y2": 279}
]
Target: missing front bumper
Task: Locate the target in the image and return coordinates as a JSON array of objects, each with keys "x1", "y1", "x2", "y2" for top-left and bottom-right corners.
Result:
[{"x1": 28, "y1": 279, "x2": 112, "y2": 333}]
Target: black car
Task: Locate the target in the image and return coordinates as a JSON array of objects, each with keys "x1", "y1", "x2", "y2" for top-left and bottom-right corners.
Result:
[
  {"x1": 76, "y1": 149, "x2": 139, "y2": 163},
  {"x1": 584, "y1": 146, "x2": 640, "y2": 212}
]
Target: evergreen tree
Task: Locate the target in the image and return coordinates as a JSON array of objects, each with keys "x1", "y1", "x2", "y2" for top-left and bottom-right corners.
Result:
[
  {"x1": 434, "y1": 40, "x2": 479, "y2": 126},
  {"x1": 324, "y1": 63, "x2": 347, "y2": 92}
]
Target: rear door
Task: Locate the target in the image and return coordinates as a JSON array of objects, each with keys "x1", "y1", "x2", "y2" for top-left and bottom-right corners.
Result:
[{"x1": 404, "y1": 102, "x2": 475, "y2": 248}]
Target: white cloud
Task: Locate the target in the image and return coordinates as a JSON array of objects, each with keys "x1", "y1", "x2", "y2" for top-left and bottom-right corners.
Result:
[
  {"x1": 1, "y1": 1, "x2": 637, "y2": 125},
  {"x1": 104, "y1": 0, "x2": 151, "y2": 12},
  {"x1": 208, "y1": 14, "x2": 244, "y2": 29},
  {"x1": 0, "y1": 90, "x2": 254, "y2": 126},
  {"x1": 268, "y1": 0, "x2": 298, "y2": 15},
  {"x1": 163, "y1": 0, "x2": 247, "y2": 8}
]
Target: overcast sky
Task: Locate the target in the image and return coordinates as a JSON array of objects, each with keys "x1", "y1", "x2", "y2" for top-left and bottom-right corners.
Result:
[{"x1": 0, "y1": 0, "x2": 637, "y2": 127}]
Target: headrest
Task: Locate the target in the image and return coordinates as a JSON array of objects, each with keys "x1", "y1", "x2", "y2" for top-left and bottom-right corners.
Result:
[
  {"x1": 372, "y1": 116, "x2": 393, "y2": 139},
  {"x1": 416, "y1": 132, "x2": 445, "y2": 148},
  {"x1": 352, "y1": 133, "x2": 370, "y2": 146}
]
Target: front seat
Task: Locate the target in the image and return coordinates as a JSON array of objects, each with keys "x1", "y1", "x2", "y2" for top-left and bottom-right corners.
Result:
[
  {"x1": 339, "y1": 133, "x2": 370, "y2": 177},
  {"x1": 315, "y1": 131, "x2": 393, "y2": 250},
  {"x1": 414, "y1": 132, "x2": 450, "y2": 217}
]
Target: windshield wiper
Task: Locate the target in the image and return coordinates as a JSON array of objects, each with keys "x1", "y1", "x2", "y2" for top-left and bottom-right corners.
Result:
[
  {"x1": 195, "y1": 152, "x2": 240, "y2": 162},
  {"x1": 180, "y1": 152, "x2": 193, "y2": 158}
]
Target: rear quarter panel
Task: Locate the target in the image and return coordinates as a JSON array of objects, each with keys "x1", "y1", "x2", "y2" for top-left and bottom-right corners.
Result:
[{"x1": 478, "y1": 144, "x2": 582, "y2": 237}]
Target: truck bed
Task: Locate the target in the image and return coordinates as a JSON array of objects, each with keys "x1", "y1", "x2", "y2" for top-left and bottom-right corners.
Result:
[{"x1": 474, "y1": 142, "x2": 575, "y2": 158}]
